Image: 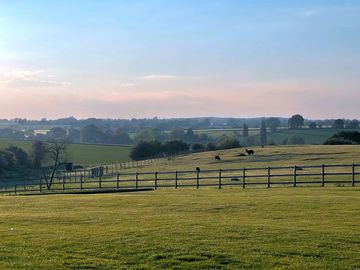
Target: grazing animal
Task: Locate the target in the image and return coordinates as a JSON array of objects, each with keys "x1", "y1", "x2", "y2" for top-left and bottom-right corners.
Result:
[
  {"x1": 214, "y1": 155, "x2": 221, "y2": 161},
  {"x1": 231, "y1": 178, "x2": 240, "y2": 181},
  {"x1": 237, "y1": 153, "x2": 247, "y2": 157},
  {"x1": 246, "y1": 149, "x2": 254, "y2": 156}
]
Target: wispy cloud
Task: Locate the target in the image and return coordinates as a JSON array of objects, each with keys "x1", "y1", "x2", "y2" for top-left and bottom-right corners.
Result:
[
  {"x1": 1, "y1": 70, "x2": 70, "y2": 87},
  {"x1": 141, "y1": 74, "x2": 176, "y2": 80}
]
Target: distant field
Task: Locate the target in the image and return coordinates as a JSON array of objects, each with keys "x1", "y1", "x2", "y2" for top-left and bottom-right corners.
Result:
[
  {"x1": 1, "y1": 188, "x2": 360, "y2": 269},
  {"x1": 194, "y1": 127, "x2": 359, "y2": 145},
  {"x1": 0, "y1": 139, "x2": 132, "y2": 165}
]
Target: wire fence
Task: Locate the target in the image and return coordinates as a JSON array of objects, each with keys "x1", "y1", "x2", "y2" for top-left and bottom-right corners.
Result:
[{"x1": 1, "y1": 163, "x2": 359, "y2": 195}]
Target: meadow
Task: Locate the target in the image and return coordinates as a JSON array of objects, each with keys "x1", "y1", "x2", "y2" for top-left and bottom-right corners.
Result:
[
  {"x1": 0, "y1": 139, "x2": 131, "y2": 166},
  {"x1": 1, "y1": 188, "x2": 360, "y2": 269},
  {"x1": 119, "y1": 144, "x2": 360, "y2": 173}
]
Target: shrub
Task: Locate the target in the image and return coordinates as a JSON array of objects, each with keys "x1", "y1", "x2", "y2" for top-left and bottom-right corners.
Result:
[{"x1": 324, "y1": 131, "x2": 360, "y2": 145}]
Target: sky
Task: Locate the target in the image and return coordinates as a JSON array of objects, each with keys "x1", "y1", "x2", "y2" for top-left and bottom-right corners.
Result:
[{"x1": 0, "y1": 0, "x2": 359, "y2": 120}]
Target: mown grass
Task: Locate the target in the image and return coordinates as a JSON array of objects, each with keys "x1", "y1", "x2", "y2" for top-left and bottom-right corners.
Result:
[
  {"x1": 0, "y1": 139, "x2": 131, "y2": 165},
  {"x1": 1, "y1": 188, "x2": 360, "y2": 269}
]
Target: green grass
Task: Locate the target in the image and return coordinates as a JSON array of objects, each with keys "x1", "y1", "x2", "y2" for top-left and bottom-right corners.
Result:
[
  {"x1": 1, "y1": 188, "x2": 360, "y2": 269},
  {"x1": 193, "y1": 127, "x2": 360, "y2": 145},
  {"x1": 0, "y1": 139, "x2": 132, "y2": 166},
  {"x1": 119, "y1": 145, "x2": 360, "y2": 173}
]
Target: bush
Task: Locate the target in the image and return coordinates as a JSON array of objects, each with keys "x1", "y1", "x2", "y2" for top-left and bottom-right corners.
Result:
[
  {"x1": 130, "y1": 140, "x2": 190, "y2": 160},
  {"x1": 324, "y1": 131, "x2": 360, "y2": 145}
]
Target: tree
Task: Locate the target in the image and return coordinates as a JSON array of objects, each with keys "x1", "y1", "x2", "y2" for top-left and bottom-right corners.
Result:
[
  {"x1": 192, "y1": 143, "x2": 205, "y2": 152},
  {"x1": 265, "y1": 117, "x2": 281, "y2": 133},
  {"x1": 68, "y1": 128, "x2": 81, "y2": 143},
  {"x1": 217, "y1": 135, "x2": 240, "y2": 149},
  {"x1": 345, "y1": 120, "x2": 359, "y2": 129},
  {"x1": 130, "y1": 141, "x2": 163, "y2": 160},
  {"x1": 309, "y1": 122, "x2": 317, "y2": 129},
  {"x1": 242, "y1": 124, "x2": 249, "y2": 137},
  {"x1": 169, "y1": 128, "x2": 185, "y2": 141},
  {"x1": 42, "y1": 140, "x2": 68, "y2": 189},
  {"x1": 80, "y1": 125, "x2": 104, "y2": 143},
  {"x1": 48, "y1": 127, "x2": 67, "y2": 140},
  {"x1": 260, "y1": 121, "x2": 267, "y2": 146},
  {"x1": 288, "y1": 114, "x2": 304, "y2": 129},
  {"x1": 332, "y1": 119, "x2": 345, "y2": 129},
  {"x1": 30, "y1": 141, "x2": 47, "y2": 169}
]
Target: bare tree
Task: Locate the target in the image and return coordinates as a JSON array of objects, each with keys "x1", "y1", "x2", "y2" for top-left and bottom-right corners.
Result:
[{"x1": 42, "y1": 140, "x2": 68, "y2": 190}]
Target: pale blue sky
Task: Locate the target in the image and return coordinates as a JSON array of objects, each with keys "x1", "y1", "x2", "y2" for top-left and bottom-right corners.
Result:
[{"x1": 0, "y1": 1, "x2": 359, "y2": 119}]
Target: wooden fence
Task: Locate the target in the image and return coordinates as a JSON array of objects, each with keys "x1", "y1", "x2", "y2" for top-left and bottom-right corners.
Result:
[{"x1": 1, "y1": 163, "x2": 359, "y2": 195}]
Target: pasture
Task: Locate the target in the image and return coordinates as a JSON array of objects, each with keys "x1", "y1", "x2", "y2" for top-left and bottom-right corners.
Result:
[
  {"x1": 119, "y1": 145, "x2": 360, "y2": 173},
  {"x1": 1, "y1": 188, "x2": 360, "y2": 269},
  {"x1": 0, "y1": 139, "x2": 131, "y2": 165}
]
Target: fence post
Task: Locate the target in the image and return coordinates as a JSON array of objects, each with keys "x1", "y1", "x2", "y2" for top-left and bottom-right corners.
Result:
[
  {"x1": 242, "y1": 168, "x2": 246, "y2": 189},
  {"x1": 175, "y1": 171, "x2": 178, "y2": 189},
  {"x1": 80, "y1": 175, "x2": 83, "y2": 191},
  {"x1": 154, "y1": 172, "x2": 158, "y2": 190},
  {"x1": 322, "y1": 164, "x2": 325, "y2": 187},
  {"x1": 99, "y1": 173, "x2": 102, "y2": 189},
  {"x1": 117, "y1": 173, "x2": 120, "y2": 190},
  {"x1": 267, "y1": 167, "x2": 271, "y2": 188},
  {"x1": 218, "y1": 169, "x2": 222, "y2": 189},
  {"x1": 293, "y1": 166, "x2": 297, "y2": 187},
  {"x1": 62, "y1": 176, "x2": 65, "y2": 191},
  {"x1": 352, "y1": 163, "x2": 355, "y2": 187},
  {"x1": 135, "y1": 172, "x2": 139, "y2": 189},
  {"x1": 39, "y1": 178, "x2": 42, "y2": 193},
  {"x1": 15, "y1": 184, "x2": 17, "y2": 195},
  {"x1": 196, "y1": 170, "x2": 200, "y2": 189}
]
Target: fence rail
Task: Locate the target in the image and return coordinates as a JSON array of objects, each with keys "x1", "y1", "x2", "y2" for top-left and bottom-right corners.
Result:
[{"x1": 1, "y1": 163, "x2": 359, "y2": 195}]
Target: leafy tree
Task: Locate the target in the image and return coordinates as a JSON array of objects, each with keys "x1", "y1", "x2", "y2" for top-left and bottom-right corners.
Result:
[
  {"x1": 80, "y1": 125, "x2": 104, "y2": 143},
  {"x1": 260, "y1": 121, "x2": 267, "y2": 146},
  {"x1": 288, "y1": 114, "x2": 304, "y2": 129},
  {"x1": 309, "y1": 122, "x2": 317, "y2": 129},
  {"x1": 163, "y1": 140, "x2": 189, "y2": 155},
  {"x1": 242, "y1": 124, "x2": 249, "y2": 137},
  {"x1": 30, "y1": 141, "x2": 47, "y2": 169},
  {"x1": 68, "y1": 128, "x2": 81, "y2": 143},
  {"x1": 324, "y1": 131, "x2": 360, "y2": 145},
  {"x1": 265, "y1": 117, "x2": 281, "y2": 133},
  {"x1": 192, "y1": 143, "x2": 206, "y2": 152},
  {"x1": 217, "y1": 135, "x2": 240, "y2": 149},
  {"x1": 48, "y1": 127, "x2": 67, "y2": 140},
  {"x1": 345, "y1": 120, "x2": 359, "y2": 129},
  {"x1": 134, "y1": 128, "x2": 167, "y2": 143},
  {"x1": 130, "y1": 141, "x2": 163, "y2": 160},
  {"x1": 169, "y1": 128, "x2": 185, "y2": 141},
  {"x1": 332, "y1": 119, "x2": 345, "y2": 129}
]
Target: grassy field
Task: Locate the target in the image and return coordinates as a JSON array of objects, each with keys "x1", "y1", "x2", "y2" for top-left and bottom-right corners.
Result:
[
  {"x1": 119, "y1": 145, "x2": 360, "y2": 173},
  {"x1": 193, "y1": 127, "x2": 359, "y2": 145},
  {"x1": 0, "y1": 139, "x2": 132, "y2": 165},
  {"x1": 0, "y1": 188, "x2": 360, "y2": 269}
]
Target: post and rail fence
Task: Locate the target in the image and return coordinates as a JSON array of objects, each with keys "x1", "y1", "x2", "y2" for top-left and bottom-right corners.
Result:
[{"x1": 0, "y1": 163, "x2": 359, "y2": 195}]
